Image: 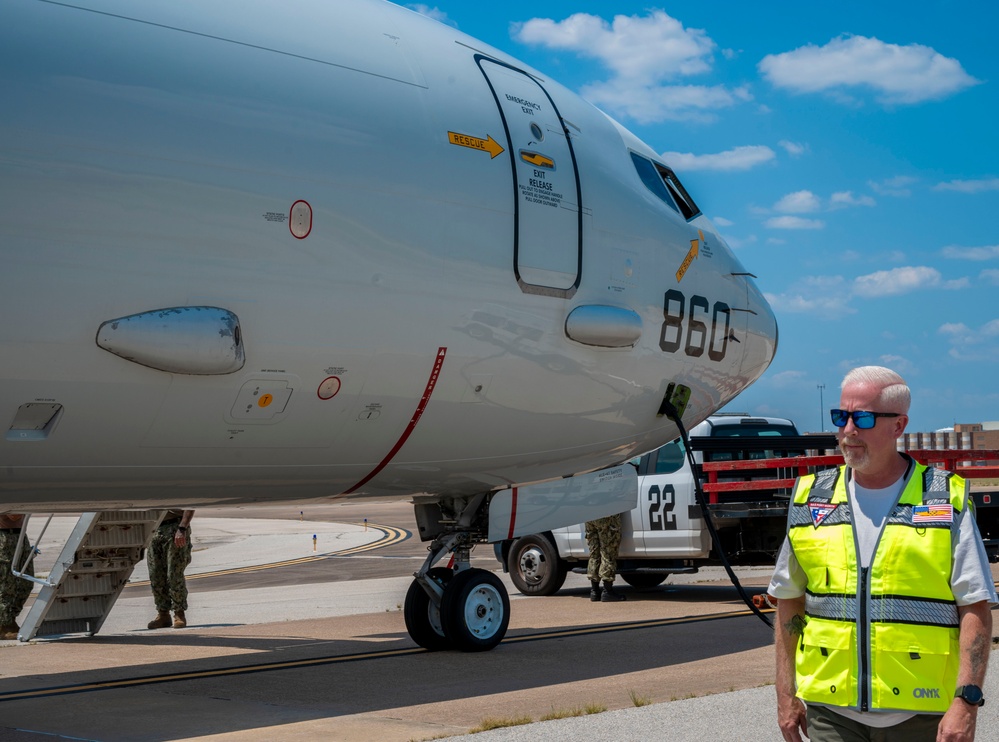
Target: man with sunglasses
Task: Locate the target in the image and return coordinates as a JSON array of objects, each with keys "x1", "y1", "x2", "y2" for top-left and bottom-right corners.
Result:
[{"x1": 769, "y1": 366, "x2": 996, "y2": 742}]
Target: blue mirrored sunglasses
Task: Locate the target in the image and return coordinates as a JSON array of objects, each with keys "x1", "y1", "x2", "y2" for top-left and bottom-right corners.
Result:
[{"x1": 830, "y1": 409, "x2": 900, "y2": 429}]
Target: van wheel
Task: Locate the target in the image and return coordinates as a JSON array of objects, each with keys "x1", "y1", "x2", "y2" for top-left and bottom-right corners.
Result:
[
  {"x1": 621, "y1": 573, "x2": 667, "y2": 589},
  {"x1": 507, "y1": 534, "x2": 567, "y2": 596}
]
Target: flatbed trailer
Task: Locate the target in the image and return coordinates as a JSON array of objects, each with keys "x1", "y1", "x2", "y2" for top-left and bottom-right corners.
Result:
[{"x1": 697, "y1": 444, "x2": 999, "y2": 562}]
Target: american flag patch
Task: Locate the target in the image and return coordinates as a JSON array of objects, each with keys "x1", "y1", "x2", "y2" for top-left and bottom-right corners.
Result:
[
  {"x1": 809, "y1": 502, "x2": 837, "y2": 527},
  {"x1": 912, "y1": 504, "x2": 953, "y2": 524}
]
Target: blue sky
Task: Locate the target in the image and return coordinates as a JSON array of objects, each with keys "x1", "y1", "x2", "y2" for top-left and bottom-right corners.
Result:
[{"x1": 402, "y1": 2, "x2": 998, "y2": 433}]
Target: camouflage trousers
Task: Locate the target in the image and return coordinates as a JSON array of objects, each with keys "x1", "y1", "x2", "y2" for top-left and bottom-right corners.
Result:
[
  {"x1": 585, "y1": 514, "x2": 622, "y2": 583},
  {"x1": 147, "y1": 523, "x2": 192, "y2": 613},
  {"x1": 0, "y1": 530, "x2": 34, "y2": 626}
]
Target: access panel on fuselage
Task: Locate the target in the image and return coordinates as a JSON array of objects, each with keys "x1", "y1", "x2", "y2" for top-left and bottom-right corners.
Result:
[{"x1": 477, "y1": 57, "x2": 581, "y2": 298}]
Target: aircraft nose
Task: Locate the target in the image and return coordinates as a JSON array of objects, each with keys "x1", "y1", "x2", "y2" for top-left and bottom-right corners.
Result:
[{"x1": 740, "y1": 279, "x2": 779, "y2": 381}]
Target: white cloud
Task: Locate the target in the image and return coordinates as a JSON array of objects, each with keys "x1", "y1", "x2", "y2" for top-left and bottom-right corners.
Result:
[
  {"x1": 770, "y1": 265, "x2": 971, "y2": 315},
  {"x1": 829, "y1": 191, "x2": 876, "y2": 209},
  {"x1": 583, "y1": 82, "x2": 747, "y2": 124},
  {"x1": 933, "y1": 178, "x2": 999, "y2": 193},
  {"x1": 406, "y1": 5, "x2": 454, "y2": 25},
  {"x1": 722, "y1": 234, "x2": 757, "y2": 250},
  {"x1": 660, "y1": 145, "x2": 775, "y2": 171},
  {"x1": 713, "y1": 216, "x2": 734, "y2": 227},
  {"x1": 853, "y1": 266, "x2": 947, "y2": 297},
  {"x1": 758, "y1": 35, "x2": 980, "y2": 105},
  {"x1": 869, "y1": 176, "x2": 918, "y2": 197},
  {"x1": 769, "y1": 370, "x2": 808, "y2": 388},
  {"x1": 513, "y1": 11, "x2": 715, "y2": 83},
  {"x1": 766, "y1": 189, "x2": 876, "y2": 216},
  {"x1": 938, "y1": 319, "x2": 999, "y2": 361},
  {"x1": 980, "y1": 269, "x2": 999, "y2": 285},
  {"x1": 766, "y1": 292, "x2": 853, "y2": 314},
  {"x1": 877, "y1": 355, "x2": 917, "y2": 376},
  {"x1": 765, "y1": 215, "x2": 825, "y2": 229},
  {"x1": 513, "y1": 11, "x2": 751, "y2": 123},
  {"x1": 774, "y1": 190, "x2": 821, "y2": 213},
  {"x1": 942, "y1": 245, "x2": 999, "y2": 260},
  {"x1": 765, "y1": 275, "x2": 853, "y2": 314},
  {"x1": 778, "y1": 140, "x2": 807, "y2": 157},
  {"x1": 939, "y1": 322, "x2": 970, "y2": 336}
]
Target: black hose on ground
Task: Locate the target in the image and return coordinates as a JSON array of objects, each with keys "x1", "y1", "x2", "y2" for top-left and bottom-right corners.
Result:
[{"x1": 661, "y1": 401, "x2": 775, "y2": 629}]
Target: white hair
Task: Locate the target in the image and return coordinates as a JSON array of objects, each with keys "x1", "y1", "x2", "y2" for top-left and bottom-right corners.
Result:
[{"x1": 841, "y1": 366, "x2": 910, "y2": 413}]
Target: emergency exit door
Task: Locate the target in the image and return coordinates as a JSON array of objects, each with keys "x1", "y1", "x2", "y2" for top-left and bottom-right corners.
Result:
[{"x1": 477, "y1": 56, "x2": 582, "y2": 298}]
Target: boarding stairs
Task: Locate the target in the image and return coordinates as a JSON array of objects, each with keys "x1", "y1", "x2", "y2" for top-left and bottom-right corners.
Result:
[{"x1": 15, "y1": 510, "x2": 165, "y2": 641}]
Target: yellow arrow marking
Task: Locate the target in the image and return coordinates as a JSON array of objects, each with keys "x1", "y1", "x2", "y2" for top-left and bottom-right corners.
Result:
[
  {"x1": 676, "y1": 233, "x2": 703, "y2": 283},
  {"x1": 520, "y1": 151, "x2": 554, "y2": 168},
  {"x1": 448, "y1": 131, "x2": 505, "y2": 159}
]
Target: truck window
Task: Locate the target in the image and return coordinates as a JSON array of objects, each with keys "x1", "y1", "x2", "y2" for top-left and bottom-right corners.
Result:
[
  {"x1": 705, "y1": 423, "x2": 802, "y2": 461},
  {"x1": 652, "y1": 440, "x2": 686, "y2": 474}
]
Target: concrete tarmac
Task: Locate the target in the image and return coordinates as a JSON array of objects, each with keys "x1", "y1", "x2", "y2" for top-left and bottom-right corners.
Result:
[{"x1": 2, "y1": 507, "x2": 997, "y2": 741}]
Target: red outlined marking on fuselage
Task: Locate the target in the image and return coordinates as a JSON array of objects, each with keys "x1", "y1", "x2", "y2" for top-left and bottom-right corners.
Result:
[
  {"x1": 507, "y1": 487, "x2": 519, "y2": 540},
  {"x1": 343, "y1": 347, "x2": 447, "y2": 494}
]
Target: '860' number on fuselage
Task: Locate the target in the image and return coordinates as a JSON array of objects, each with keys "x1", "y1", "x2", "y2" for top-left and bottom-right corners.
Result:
[{"x1": 659, "y1": 289, "x2": 730, "y2": 361}]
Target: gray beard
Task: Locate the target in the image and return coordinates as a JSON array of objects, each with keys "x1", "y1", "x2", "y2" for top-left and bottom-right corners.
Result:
[{"x1": 841, "y1": 445, "x2": 869, "y2": 472}]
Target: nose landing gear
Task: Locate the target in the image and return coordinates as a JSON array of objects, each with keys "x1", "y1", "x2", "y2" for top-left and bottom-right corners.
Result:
[{"x1": 404, "y1": 496, "x2": 511, "y2": 652}]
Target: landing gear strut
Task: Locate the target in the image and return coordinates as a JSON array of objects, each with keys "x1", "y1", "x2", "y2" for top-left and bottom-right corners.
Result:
[{"x1": 404, "y1": 494, "x2": 511, "y2": 652}]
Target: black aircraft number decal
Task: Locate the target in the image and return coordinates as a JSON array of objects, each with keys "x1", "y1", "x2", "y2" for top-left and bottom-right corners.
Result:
[{"x1": 659, "y1": 290, "x2": 731, "y2": 362}]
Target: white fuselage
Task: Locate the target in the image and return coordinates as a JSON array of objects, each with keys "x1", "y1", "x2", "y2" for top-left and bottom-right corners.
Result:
[{"x1": 0, "y1": 0, "x2": 777, "y2": 510}]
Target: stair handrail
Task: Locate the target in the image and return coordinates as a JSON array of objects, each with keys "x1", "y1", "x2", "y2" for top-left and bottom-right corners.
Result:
[{"x1": 11, "y1": 513, "x2": 59, "y2": 588}]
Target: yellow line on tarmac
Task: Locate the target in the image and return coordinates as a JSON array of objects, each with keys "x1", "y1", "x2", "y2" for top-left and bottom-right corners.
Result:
[
  {"x1": 503, "y1": 607, "x2": 770, "y2": 643},
  {"x1": 129, "y1": 523, "x2": 410, "y2": 585}
]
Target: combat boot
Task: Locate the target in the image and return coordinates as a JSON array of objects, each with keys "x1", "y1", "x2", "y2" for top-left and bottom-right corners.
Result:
[
  {"x1": 600, "y1": 581, "x2": 625, "y2": 602},
  {"x1": 172, "y1": 610, "x2": 187, "y2": 629},
  {"x1": 147, "y1": 611, "x2": 171, "y2": 629},
  {"x1": 0, "y1": 622, "x2": 20, "y2": 640},
  {"x1": 589, "y1": 580, "x2": 602, "y2": 602}
]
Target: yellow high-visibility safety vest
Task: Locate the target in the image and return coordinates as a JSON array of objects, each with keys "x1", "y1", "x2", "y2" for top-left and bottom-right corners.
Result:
[{"x1": 787, "y1": 457, "x2": 965, "y2": 713}]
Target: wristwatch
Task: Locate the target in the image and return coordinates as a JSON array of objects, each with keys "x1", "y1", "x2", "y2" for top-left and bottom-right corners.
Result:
[
  {"x1": 955, "y1": 685, "x2": 985, "y2": 707},
  {"x1": 177, "y1": 526, "x2": 188, "y2": 533}
]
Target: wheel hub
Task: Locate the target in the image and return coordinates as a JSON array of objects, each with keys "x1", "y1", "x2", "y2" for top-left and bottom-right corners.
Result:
[
  {"x1": 464, "y1": 584, "x2": 502, "y2": 638},
  {"x1": 518, "y1": 547, "x2": 547, "y2": 584}
]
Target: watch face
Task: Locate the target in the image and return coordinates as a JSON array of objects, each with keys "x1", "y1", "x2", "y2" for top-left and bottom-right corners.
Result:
[{"x1": 960, "y1": 685, "x2": 984, "y2": 705}]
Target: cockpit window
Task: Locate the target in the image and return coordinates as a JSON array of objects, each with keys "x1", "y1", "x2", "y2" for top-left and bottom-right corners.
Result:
[
  {"x1": 630, "y1": 152, "x2": 678, "y2": 214},
  {"x1": 630, "y1": 152, "x2": 701, "y2": 221}
]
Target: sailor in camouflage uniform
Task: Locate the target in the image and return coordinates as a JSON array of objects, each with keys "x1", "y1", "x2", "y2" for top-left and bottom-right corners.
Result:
[
  {"x1": 585, "y1": 513, "x2": 625, "y2": 602},
  {"x1": 146, "y1": 509, "x2": 194, "y2": 629},
  {"x1": 0, "y1": 514, "x2": 33, "y2": 640}
]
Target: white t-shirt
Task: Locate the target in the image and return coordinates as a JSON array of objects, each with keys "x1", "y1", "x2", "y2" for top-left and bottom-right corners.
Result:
[{"x1": 850, "y1": 479, "x2": 902, "y2": 568}]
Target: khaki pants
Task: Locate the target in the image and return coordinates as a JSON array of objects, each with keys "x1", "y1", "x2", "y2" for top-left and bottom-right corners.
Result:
[{"x1": 806, "y1": 705, "x2": 940, "y2": 742}]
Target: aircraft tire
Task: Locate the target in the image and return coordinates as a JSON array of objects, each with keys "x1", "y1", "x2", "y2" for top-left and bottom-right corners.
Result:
[
  {"x1": 440, "y1": 568, "x2": 510, "y2": 652},
  {"x1": 507, "y1": 534, "x2": 567, "y2": 596},
  {"x1": 621, "y1": 573, "x2": 668, "y2": 589},
  {"x1": 403, "y1": 567, "x2": 453, "y2": 651}
]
